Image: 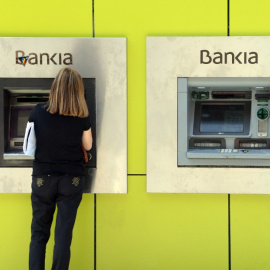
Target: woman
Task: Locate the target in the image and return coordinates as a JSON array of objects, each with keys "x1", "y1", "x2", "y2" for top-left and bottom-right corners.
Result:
[{"x1": 29, "y1": 67, "x2": 93, "y2": 270}]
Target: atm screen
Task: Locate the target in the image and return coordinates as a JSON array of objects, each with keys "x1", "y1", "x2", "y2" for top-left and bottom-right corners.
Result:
[
  {"x1": 17, "y1": 110, "x2": 31, "y2": 137},
  {"x1": 193, "y1": 101, "x2": 251, "y2": 135},
  {"x1": 10, "y1": 106, "x2": 34, "y2": 138},
  {"x1": 200, "y1": 104, "x2": 244, "y2": 133}
]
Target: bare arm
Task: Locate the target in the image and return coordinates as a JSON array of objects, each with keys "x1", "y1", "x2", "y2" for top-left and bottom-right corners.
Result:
[{"x1": 82, "y1": 128, "x2": 93, "y2": 151}]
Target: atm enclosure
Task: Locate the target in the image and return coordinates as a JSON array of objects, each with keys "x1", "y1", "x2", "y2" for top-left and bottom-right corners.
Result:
[
  {"x1": 0, "y1": 37, "x2": 126, "y2": 194},
  {"x1": 147, "y1": 36, "x2": 270, "y2": 194},
  {"x1": 0, "y1": 78, "x2": 96, "y2": 168},
  {"x1": 178, "y1": 77, "x2": 270, "y2": 166}
]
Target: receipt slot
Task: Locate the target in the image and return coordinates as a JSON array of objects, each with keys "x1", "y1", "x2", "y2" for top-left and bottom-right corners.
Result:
[{"x1": 178, "y1": 77, "x2": 270, "y2": 167}]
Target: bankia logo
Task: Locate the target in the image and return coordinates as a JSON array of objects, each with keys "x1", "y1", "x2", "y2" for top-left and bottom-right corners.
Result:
[
  {"x1": 200, "y1": 50, "x2": 258, "y2": 64},
  {"x1": 16, "y1": 50, "x2": 73, "y2": 66},
  {"x1": 17, "y1": 56, "x2": 29, "y2": 67}
]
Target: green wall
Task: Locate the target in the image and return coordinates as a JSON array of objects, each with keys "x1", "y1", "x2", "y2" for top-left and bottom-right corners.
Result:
[
  {"x1": 1, "y1": 0, "x2": 270, "y2": 269},
  {"x1": 230, "y1": 1, "x2": 270, "y2": 269}
]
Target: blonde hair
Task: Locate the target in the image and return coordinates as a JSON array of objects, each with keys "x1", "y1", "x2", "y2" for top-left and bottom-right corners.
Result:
[{"x1": 47, "y1": 67, "x2": 89, "y2": 117}]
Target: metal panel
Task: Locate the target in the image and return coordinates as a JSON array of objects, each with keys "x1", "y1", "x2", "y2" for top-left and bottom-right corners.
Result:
[
  {"x1": 147, "y1": 36, "x2": 270, "y2": 194},
  {"x1": 0, "y1": 37, "x2": 127, "y2": 193}
]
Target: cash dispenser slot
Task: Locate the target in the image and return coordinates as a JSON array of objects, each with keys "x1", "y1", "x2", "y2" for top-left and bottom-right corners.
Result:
[
  {"x1": 255, "y1": 93, "x2": 270, "y2": 101},
  {"x1": 212, "y1": 91, "x2": 252, "y2": 99},
  {"x1": 17, "y1": 96, "x2": 49, "y2": 103},
  {"x1": 189, "y1": 138, "x2": 225, "y2": 149},
  {"x1": 235, "y1": 138, "x2": 270, "y2": 149}
]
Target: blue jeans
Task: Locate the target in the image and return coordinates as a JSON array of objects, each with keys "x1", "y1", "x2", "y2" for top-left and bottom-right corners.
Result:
[{"x1": 29, "y1": 174, "x2": 84, "y2": 270}]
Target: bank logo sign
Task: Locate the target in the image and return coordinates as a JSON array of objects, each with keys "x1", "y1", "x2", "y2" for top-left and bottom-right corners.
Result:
[
  {"x1": 16, "y1": 50, "x2": 73, "y2": 66},
  {"x1": 200, "y1": 50, "x2": 258, "y2": 64},
  {"x1": 17, "y1": 56, "x2": 29, "y2": 66}
]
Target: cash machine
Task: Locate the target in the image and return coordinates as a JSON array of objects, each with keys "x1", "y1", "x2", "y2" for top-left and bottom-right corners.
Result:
[
  {"x1": 178, "y1": 77, "x2": 270, "y2": 166},
  {"x1": 0, "y1": 37, "x2": 127, "y2": 194},
  {"x1": 0, "y1": 78, "x2": 96, "y2": 168},
  {"x1": 147, "y1": 36, "x2": 270, "y2": 193}
]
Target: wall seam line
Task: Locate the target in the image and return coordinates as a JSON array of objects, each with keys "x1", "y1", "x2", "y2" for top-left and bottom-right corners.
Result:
[
  {"x1": 92, "y1": 1, "x2": 96, "y2": 269},
  {"x1": 227, "y1": 1, "x2": 231, "y2": 269}
]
